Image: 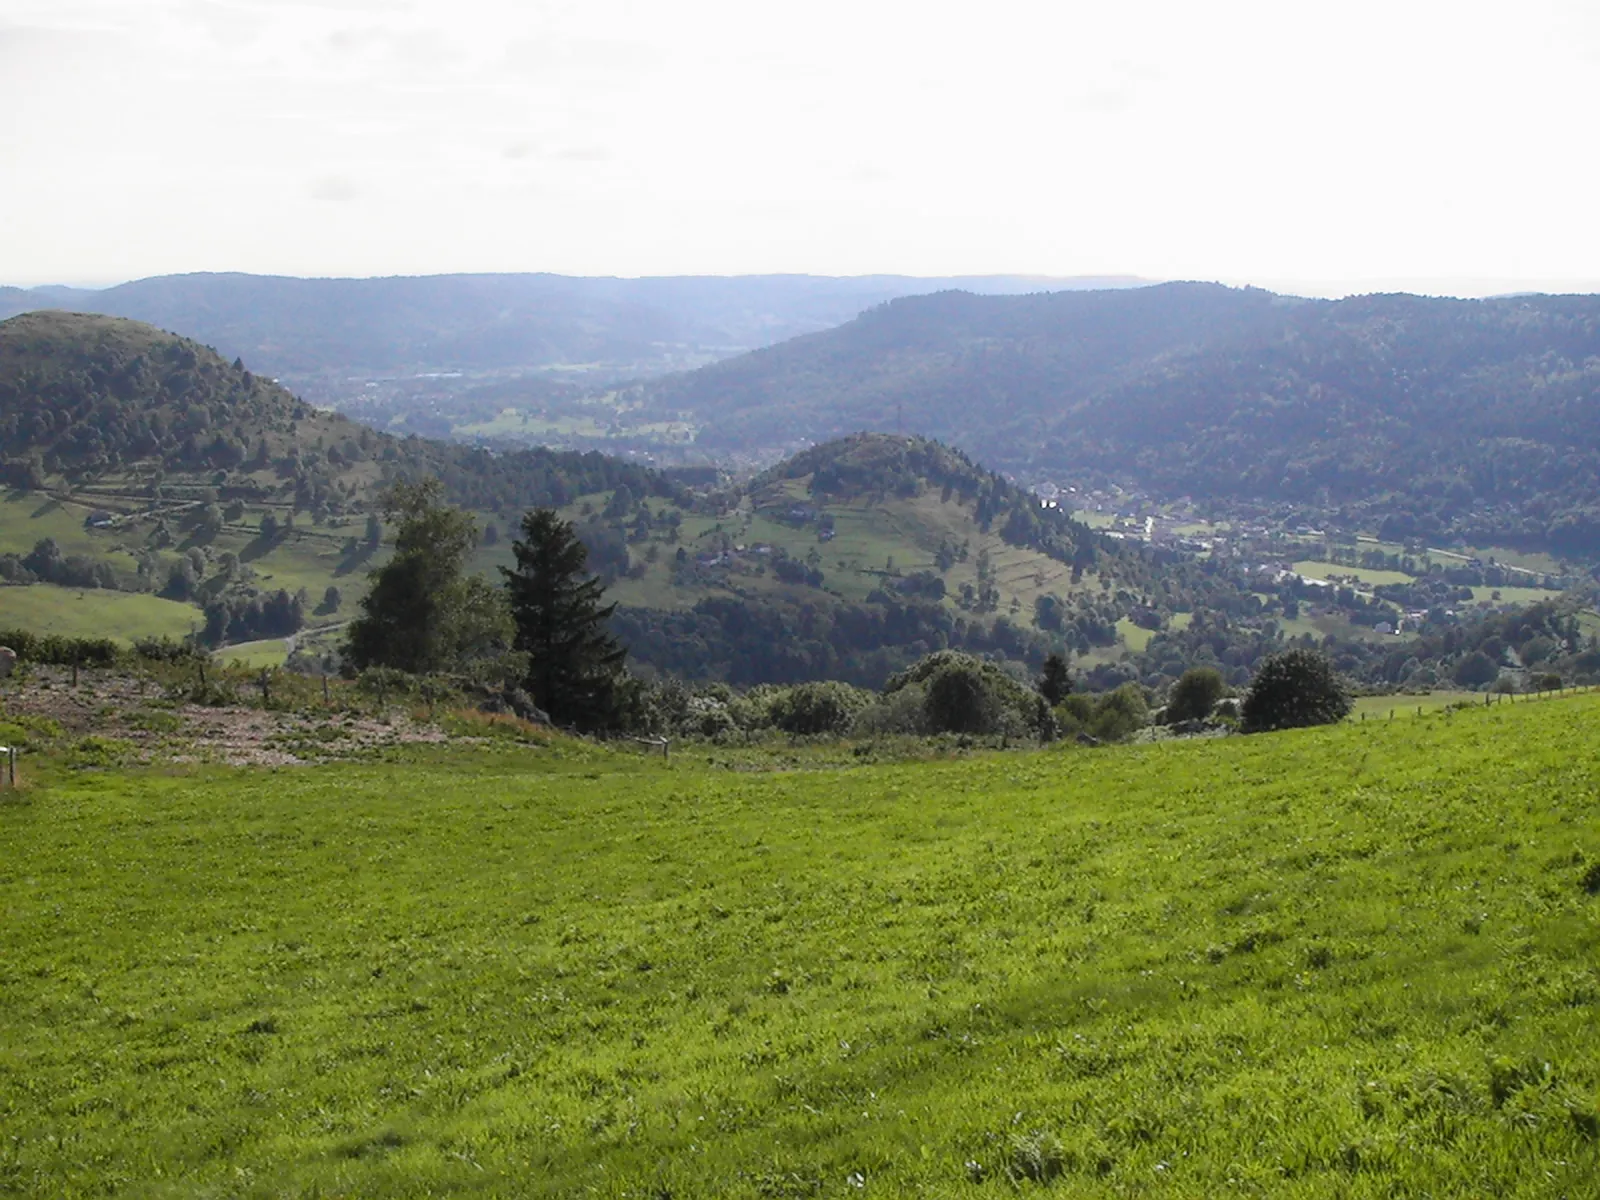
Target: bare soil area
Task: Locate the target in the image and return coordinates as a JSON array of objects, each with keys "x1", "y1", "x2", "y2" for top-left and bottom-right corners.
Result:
[{"x1": 1, "y1": 666, "x2": 454, "y2": 766}]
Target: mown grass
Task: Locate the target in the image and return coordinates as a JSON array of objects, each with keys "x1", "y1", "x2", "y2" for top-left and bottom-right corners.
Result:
[{"x1": 2, "y1": 701, "x2": 1599, "y2": 1197}]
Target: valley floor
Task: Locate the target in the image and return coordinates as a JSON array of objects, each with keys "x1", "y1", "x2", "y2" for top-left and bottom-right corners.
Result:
[{"x1": 2, "y1": 699, "x2": 1598, "y2": 1196}]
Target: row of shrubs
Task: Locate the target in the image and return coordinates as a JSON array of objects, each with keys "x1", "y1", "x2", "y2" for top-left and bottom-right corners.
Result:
[
  {"x1": 0, "y1": 629, "x2": 125, "y2": 668},
  {"x1": 0, "y1": 630, "x2": 1360, "y2": 744},
  {"x1": 635, "y1": 651, "x2": 1149, "y2": 744},
  {"x1": 633, "y1": 650, "x2": 1356, "y2": 744}
]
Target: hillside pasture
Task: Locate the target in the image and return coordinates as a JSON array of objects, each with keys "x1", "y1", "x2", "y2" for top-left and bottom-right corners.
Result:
[
  {"x1": 219, "y1": 638, "x2": 291, "y2": 668},
  {"x1": 0, "y1": 583, "x2": 199, "y2": 642},
  {"x1": 581, "y1": 480, "x2": 1088, "y2": 620},
  {"x1": 3, "y1": 699, "x2": 1599, "y2": 1196}
]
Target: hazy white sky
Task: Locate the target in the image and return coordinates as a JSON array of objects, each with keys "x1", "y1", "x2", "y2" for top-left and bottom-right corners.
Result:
[{"x1": 4, "y1": 0, "x2": 1599, "y2": 294}]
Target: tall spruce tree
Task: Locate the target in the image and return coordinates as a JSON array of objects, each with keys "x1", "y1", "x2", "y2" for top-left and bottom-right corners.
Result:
[{"x1": 502, "y1": 508, "x2": 628, "y2": 731}]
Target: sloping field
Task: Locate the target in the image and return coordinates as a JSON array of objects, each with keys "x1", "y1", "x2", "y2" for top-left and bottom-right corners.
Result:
[
  {"x1": 2, "y1": 702, "x2": 1599, "y2": 1196},
  {"x1": 0, "y1": 583, "x2": 200, "y2": 642}
]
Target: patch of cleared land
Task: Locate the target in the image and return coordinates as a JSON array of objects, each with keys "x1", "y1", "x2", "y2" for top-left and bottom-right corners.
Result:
[{"x1": 0, "y1": 583, "x2": 200, "y2": 641}]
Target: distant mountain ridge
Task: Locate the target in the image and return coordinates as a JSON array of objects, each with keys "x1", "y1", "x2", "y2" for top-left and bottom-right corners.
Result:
[
  {"x1": 0, "y1": 271, "x2": 1148, "y2": 387},
  {"x1": 636, "y1": 283, "x2": 1600, "y2": 555}
]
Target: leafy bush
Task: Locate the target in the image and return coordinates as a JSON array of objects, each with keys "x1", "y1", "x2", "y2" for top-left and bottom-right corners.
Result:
[
  {"x1": 850, "y1": 684, "x2": 931, "y2": 737},
  {"x1": 1090, "y1": 683, "x2": 1149, "y2": 742},
  {"x1": 923, "y1": 660, "x2": 1004, "y2": 734},
  {"x1": 766, "y1": 681, "x2": 872, "y2": 736},
  {"x1": 1241, "y1": 649, "x2": 1352, "y2": 733},
  {"x1": 1167, "y1": 666, "x2": 1225, "y2": 722},
  {"x1": 1453, "y1": 650, "x2": 1500, "y2": 688},
  {"x1": 885, "y1": 650, "x2": 1049, "y2": 738},
  {"x1": 0, "y1": 629, "x2": 120, "y2": 667},
  {"x1": 725, "y1": 685, "x2": 783, "y2": 732},
  {"x1": 1054, "y1": 693, "x2": 1095, "y2": 734},
  {"x1": 132, "y1": 636, "x2": 204, "y2": 663},
  {"x1": 356, "y1": 666, "x2": 416, "y2": 705},
  {"x1": 0, "y1": 713, "x2": 65, "y2": 750},
  {"x1": 1055, "y1": 687, "x2": 1148, "y2": 742},
  {"x1": 691, "y1": 705, "x2": 739, "y2": 740}
]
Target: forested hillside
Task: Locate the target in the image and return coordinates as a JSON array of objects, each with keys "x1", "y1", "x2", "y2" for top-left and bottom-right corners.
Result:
[
  {"x1": 3, "y1": 311, "x2": 1594, "y2": 699},
  {"x1": 0, "y1": 311, "x2": 677, "y2": 651},
  {"x1": 638, "y1": 285, "x2": 1600, "y2": 554},
  {"x1": 602, "y1": 433, "x2": 1115, "y2": 686},
  {"x1": 0, "y1": 311, "x2": 674, "y2": 515}
]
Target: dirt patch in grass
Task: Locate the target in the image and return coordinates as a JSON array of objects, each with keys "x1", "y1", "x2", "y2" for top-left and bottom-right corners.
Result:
[{"x1": 1, "y1": 666, "x2": 454, "y2": 766}]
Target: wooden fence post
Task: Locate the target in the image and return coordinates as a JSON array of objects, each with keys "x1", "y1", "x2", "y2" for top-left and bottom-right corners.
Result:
[
  {"x1": 260, "y1": 669, "x2": 271, "y2": 707},
  {"x1": 322, "y1": 675, "x2": 331, "y2": 706}
]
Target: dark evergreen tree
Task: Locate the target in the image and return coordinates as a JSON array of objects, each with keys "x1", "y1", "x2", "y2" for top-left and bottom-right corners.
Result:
[
  {"x1": 502, "y1": 508, "x2": 628, "y2": 731},
  {"x1": 1038, "y1": 651, "x2": 1072, "y2": 706}
]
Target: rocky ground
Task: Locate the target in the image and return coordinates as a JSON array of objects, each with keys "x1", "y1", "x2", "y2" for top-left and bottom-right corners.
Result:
[{"x1": 0, "y1": 666, "x2": 456, "y2": 767}]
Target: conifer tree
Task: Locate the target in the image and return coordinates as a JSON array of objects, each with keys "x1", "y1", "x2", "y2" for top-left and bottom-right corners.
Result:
[
  {"x1": 1038, "y1": 651, "x2": 1072, "y2": 706},
  {"x1": 502, "y1": 509, "x2": 628, "y2": 731}
]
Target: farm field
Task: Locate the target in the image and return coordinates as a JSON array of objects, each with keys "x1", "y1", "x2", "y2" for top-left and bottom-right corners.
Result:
[
  {"x1": 1291, "y1": 560, "x2": 1412, "y2": 588},
  {"x1": 0, "y1": 583, "x2": 200, "y2": 641},
  {"x1": 3, "y1": 699, "x2": 1599, "y2": 1196},
  {"x1": 1278, "y1": 612, "x2": 1398, "y2": 644},
  {"x1": 0, "y1": 493, "x2": 130, "y2": 559},
  {"x1": 218, "y1": 638, "x2": 292, "y2": 668},
  {"x1": 1468, "y1": 585, "x2": 1566, "y2": 607},
  {"x1": 0, "y1": 487, "x2": 387, "y2": 640},
  {"x1": 1346, "y1": 690, "x2": 1484, "y2": 720}
]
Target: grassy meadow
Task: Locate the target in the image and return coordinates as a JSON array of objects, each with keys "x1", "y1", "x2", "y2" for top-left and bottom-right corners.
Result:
[
  {"x1": 0, "y1": 583, "x2": 200, "y2": 642},
  {"x1": 3, "y1": 698, "x2": 1600, "y2": 1196}
]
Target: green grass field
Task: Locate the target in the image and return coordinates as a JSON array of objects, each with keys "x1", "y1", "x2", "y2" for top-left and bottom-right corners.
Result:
[
  {"x1": 4, "y1": 698, "x2": 1599, "y2": 1196},
  {"x1": 1291, "y1": 560, "x2": 1413, "y2": 588},
  {"x1": 1468, "y1": 585, "x2": 1566, "y2": 607},
  {"x1": 219, "y1": 638, "x2": 291, "y2": 668},
  {"x1": 0, "y1": 583, "x2": 200, "y2": 641},
  {"x1": 1115, "y1": 616, "x2": 1156, "y2": 652},
  {"x1": 1347, "y1": 690, "x2": 1481, "y2": 720}
]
